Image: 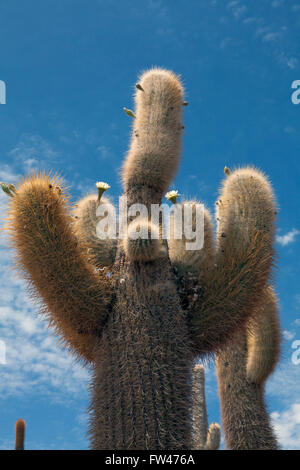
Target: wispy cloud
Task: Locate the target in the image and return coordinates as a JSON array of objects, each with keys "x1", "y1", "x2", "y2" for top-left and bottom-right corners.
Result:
[
  {"x1": 276, "y1": 229, "x2": 300, "y2": 246},
  {"x1": 262, "y1": 32, "x2": 281, "y2": 43},
  {"x1": 226, "y1": 3, "x2": 299, "y2": 70},
  {"x1": 267, "y1": 356, "x2": 300, "y2": 405},
  {"x1": 0, "y1": 134, "x2": 60, "y2": 191},
  {"x1": 227, "y1": 1, "x2": 247, "y2": 20},
  {"x1": 8, "y1": 134, "x2": 59, "y2": 173},
  {"x1": 96, "y1": 145, "x2": 112, "y2": 160},
  {"x1": 283, "y1": 330, "x2": 296, "y2": 341},
  {"x1": 271, "y1": 403, "x2": 300, "y2": 450},
  {"x1": 266, "y1": 346, "x2": 300, "y2": 449}
]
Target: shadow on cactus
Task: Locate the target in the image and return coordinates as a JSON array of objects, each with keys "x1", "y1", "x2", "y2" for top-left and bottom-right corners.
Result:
[{"x1": 2, "y1": 68, "x2": 279, "y2": 450}]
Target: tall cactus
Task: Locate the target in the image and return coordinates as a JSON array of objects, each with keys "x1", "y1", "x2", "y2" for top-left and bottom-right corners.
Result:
[
  {"x1": 192, "y1": 365, "x2": 220, "y2": 450},
  {"x1": 14, "y1": 419, "x2": 26, "y2": 450},
  {"x1": 216, "y1": 286, "x2": 280, "y2": 449},
  {"x1": 3, "y1": 68, "x2": 278, "y2": 449}
]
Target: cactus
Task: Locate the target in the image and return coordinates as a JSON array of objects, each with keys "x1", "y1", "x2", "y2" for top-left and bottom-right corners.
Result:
[
  {"x1": 192, "y1": 365, "x2": 220, "y2": 450},
  {"x1": 123, "y1": 219, "x2": 164, "y2": 262},
  {"x1": 15, "y1": 419, "x2": 26, "y2": 450},
  {"x1": 3, "y1": 68, "x2": 277, "y2": 449},
  {"x1": 73, "y1": 194, "x2": 117, "y2": 269},
  {"x1": 216, "y1": 286, "x2": 280, "y2": 449}
]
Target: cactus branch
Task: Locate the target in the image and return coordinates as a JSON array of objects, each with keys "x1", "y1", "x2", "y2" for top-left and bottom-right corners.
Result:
[
  {"x1": 192, "y1": 365, "x2": 220, "y2": 450},
  {"x1": 246, "y1": 286, "x2": 281, "y2": 384},
  {"x1": 72, "y1": 194, "x2": 117, "y2": 269},
  {"x1": 216, "y1": 287, "x2": 280, "y2": 449},
  {"x1": 189, "y1": 168, "x2": 276, "y2": 354},
  {"x1": 15, "y1": 419, "x2": 26, "y2": 450},
  {"x1": 122, "y1": 68, "x2": 184, "y2": 207},
  {"x1": 168, "y1": 200, "x2": 214, "y2": 278},
  {"x1": 6, "y1": 174, "x2": 113, "y2": 363}
]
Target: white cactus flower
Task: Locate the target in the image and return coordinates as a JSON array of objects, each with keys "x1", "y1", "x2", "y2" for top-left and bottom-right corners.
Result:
[
  {"x1": 96, "y1": 182, "x2": 110, "y2": 206},
  {"x1": 165, "y1": 190, "x2": 180, "y2": 204},
  {"x1": 96, "y1": 182, "x2": 110, "y2": 190}
]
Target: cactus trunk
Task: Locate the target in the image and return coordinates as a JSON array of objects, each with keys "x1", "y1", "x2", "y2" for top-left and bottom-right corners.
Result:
[{"x1": 90, "y1": 256, "x2": 193, "y2": 449}]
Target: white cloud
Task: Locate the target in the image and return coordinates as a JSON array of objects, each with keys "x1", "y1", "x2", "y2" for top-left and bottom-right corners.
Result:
[
  {"x1": 255, "y1": 26, "x2": 270, "y2": 38},
  {"x1": 243, "y1": 17, "x2": 258, "y2": 24},
  {"x1": 96, "y1": 145, "x2": 111, "y2": 160},
  {"x1": 262, "y1": 32, "x2": 281, "y2": 43},
  {"x1": 266, "y1": 342, "x2": 300, "y2": 449},
  {"x1": 283, "y1": 330, "x2": 296, "y2": 341},
  {"x1": 0, "y1": 134, "x2": 61, "y2": 201},
  {"x1": 231, "y1": 6, "x2": 297, "y2": 71},
  {"x1": 276, "y1": 229, "x2": 300, "y2": 246},
  {"x1": 227, "y1": 1, "x2": 247, "y2": 19},
  {"x1": 267, "y1": 358, "x2": 300, "y2": 405},
  {"x1": 6, "y1": 134, "x2": 59, "y2": 176},
  {"x1": 0, "y1": 164, "x2": 20, "y2": 182},
  {"x1": 277, "y1": 53, "x2": 298, "y2": 69},
  {"x1": 271, "y1": 404, "x2": 300, "y2": 449}
]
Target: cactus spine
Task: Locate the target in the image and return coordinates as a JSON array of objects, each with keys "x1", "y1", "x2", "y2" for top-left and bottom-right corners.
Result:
[
  {"x1": 192, "y1": 365, "x2": 220, "y2": 450},
  {"x1": 4, "y1": 68, "x2": 279, "y2": 449}
]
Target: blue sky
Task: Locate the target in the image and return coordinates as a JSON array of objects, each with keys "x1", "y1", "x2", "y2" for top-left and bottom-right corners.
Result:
[{"x1": 0, "y1": 0, "x2": 300, "y2": 450}]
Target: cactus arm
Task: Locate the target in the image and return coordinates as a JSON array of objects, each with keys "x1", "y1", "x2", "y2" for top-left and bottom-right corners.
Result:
[
  {"x1": 121, "y1": 68, "x2": 185, "y2": 264},
  {"x1": 192, "y1": 364, "x2": 220, "y2": 450},
  {"x1": 122, "y1": 68, "x2": 184, "y2": 210},
  {"x1": 246, "y1": 286, "x2": 280, "y2": 384},
  {"x1": 6, "y1": 174, "x2": 113, "y2": 363},
  {"x1": 72, "y1": 194, "x2": 117, "y2": 269},
  {"x1": 14, "y1": 419, "x2": 26, "y2": 450},
  {"x1": 206, "y1": 423, "x2": 221, "y2": 450},
  {"x1": 189, "y1": 168, "x2": 276, "y2": 354},
  {"x1": 168, "y1": 201, "x2": 214, "y2": 277},
  {"x1": 192, "y1": 364, "x2": 209, "y2": 449},
  {"x1": 216, "y1": 287, "x2": 280, "y2": 449}
]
